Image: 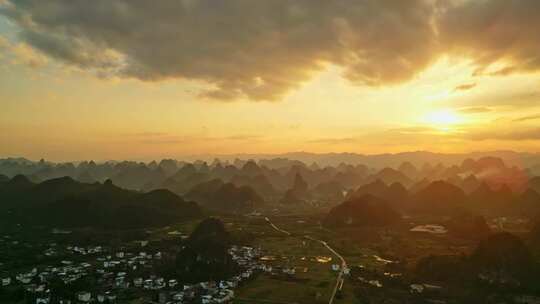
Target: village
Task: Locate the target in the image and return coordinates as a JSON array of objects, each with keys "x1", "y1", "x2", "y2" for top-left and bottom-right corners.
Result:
[
  {"x1": 1, "y1": 225, "x2": 358, "y2": 304},
  {"x1": 0, "y1": 230, "x2": 273, "y2": 304}
]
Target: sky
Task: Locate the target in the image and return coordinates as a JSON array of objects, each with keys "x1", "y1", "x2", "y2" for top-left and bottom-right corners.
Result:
[{"x1": 1, "y1": 0, "x2": 540, "y2": 161}]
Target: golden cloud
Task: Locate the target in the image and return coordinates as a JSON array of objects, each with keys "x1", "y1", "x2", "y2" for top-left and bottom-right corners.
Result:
[
  {"x1": 1, "y1": 0, "x2": 540, "y2": 102},
  {"x1": 1, "y1": 0, "x2": 437, "y2": 101}
]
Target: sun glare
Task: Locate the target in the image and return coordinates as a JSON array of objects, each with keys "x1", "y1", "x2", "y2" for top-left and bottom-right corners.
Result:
[{"x1": 424, "y1": 109, "x2": 462, "y2": 130}]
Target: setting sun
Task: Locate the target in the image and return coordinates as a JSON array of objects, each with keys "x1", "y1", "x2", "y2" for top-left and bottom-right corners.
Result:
[{"x1": 424, "y1": 109, "x2": 462, "y2": 129}]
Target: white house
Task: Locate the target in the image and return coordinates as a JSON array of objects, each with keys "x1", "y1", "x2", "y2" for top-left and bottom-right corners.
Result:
[
  {"x1": 283, "y1": 268, "x2": 295, "y2": 275},
  {"x1": 201, "y1": 295, "x2": 213, "y2": 304},
  {"x1": 133, "y1": 277, "x2": 143, "y2": 287},
  {"x1": 410, "y1": 284, "x2": 424, "y2": 293},
  {"x1": 36, "y1": 297, "x2": 50, "y2": 304},
  {"x1": 172, "y1": 292, "x2": 184, "y2": 301},
  {"x1": 168, "y1": 279, "x2": 178, "y2": 288},
  {"x1": 2, "y1": 277, "x2": 11, "y2": 286},
  {"x1": 77, "y1": 291, "x2": 91, "y2": 302}
]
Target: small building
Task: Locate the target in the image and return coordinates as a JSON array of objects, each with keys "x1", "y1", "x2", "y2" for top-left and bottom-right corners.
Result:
[
  {"x1": 133, "y1": 277, "x2": 143, "y2": 287},
  {"x1": 172, "y1": 292, "x2": 184, "y2": 301},
  {"x1": 410, "y1": 284, "x2": 424, "y2": 293},
  {"x1": 2, "y1": 277, "x2": 11, "y2": 286},
  {"x1": 77, "y1": 291, "x2": 91, "y2": 302},
  {"x1": 214, "y1": 289, "x2": 234, "y2": 303},
  {"x1": 283, "y1": 268, "x2": 295, "y2": 275},
  {"x1": 36, "y1": 297, "x2": 50, "y2": 304}
]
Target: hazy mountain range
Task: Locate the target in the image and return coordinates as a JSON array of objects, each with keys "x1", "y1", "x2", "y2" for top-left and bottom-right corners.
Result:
[
  {"x1": 2, "y1": 153, "x2": 540, "y2": 222},
  {"x1": 1, "y1": 153, "x2": 538, "y2": 195},
  {"x1": 185, "y1": 150, "x2": 540, "y2": 169}
]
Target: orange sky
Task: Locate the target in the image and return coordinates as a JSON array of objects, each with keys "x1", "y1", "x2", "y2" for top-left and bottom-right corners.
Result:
[{"x1": 1, "y1": 1, "x2": 540, "y2": 161}]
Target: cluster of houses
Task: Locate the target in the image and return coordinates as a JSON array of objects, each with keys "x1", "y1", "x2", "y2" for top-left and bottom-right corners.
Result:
[
  {"x1": 1, "y1": 242, "x2": 268, "y2": 304},
  {"x1": 68, "y1": 245, "x2": 104, "y2": 255},
  {"x1": 0, "y1": 242, "x2": 170, "y2": 303}
]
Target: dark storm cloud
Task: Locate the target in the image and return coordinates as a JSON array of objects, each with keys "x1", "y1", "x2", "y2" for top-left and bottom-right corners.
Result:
[
  {"x1": 2, "y1": 0, "x2": 540, "y2": 102},
  {"x1": 0, "y1": 0, "x2": 438, "y2": 101},
  {"x1": 439, "y1": 0, "x2": 540, "y2": 76}
]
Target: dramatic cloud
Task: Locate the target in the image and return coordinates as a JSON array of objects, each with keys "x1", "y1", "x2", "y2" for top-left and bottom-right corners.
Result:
[
  {"x1": 2, "y1": 0, "x2": 540, "y2": 102},
  {"x1": 0, "y1": 35, "x2": 48, "y2": 67},
  {"x1": 439, "y1": 0, "x2": 540, "y2": 76},
  {"x1": 0, "y1": 0, "x2": 438, "y2": 101}
]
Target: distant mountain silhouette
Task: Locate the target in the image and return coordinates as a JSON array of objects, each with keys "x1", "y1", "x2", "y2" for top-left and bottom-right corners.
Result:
[
  {"x1": 185, "y1": 179, "x2": 262, "y2": 214},
  {"x1": 410, "y1": 180, "x2": 466, "y2": 213},
  {"x1": 158, "y1": 165, "x2": 214, "y2": 194},
  {"x1": 466, "y1": 156, "x2": 506, "y2": 173},
  {"x1": 528, "y1": 176, "x2": 540, "y2": 193},
  {"x1": 312, "y1": 180, "x2": 345, "y2": 202},
  {"x1": 0, "y1": 176, "x2": 201, "y2": 228},
  {"x1": 281, "y1": 173, "x2": 309, "y2": 204},
  {"x1": 331, "y1": 164, "x2": 368, "y2": 188},
  {"x1": 0, "y1": 174, "x2": 9, "y2": 183},
  {"x1": 446, "y1": 211, "x2": 491, "y2": 239},
  {"x1": 158, "y1": 159, "x2": 180, "y2": 176},
  {"x1": 346, "y1": 180, "x2": 408, "y2": 209},
  {"x1": 366, "y1": 167, "x2": 413, "y2": 187},
  {"x1": 323, "y1": 195, "x2": 401, "y2": 228},
  {"x1": 0, "y1": 174, "x2": 39, "y2": 205},
  {"x1": 240, "y1": 160, "x2": 263, "y2": 177},
  {"x1": 398, "y1": 162, "x2": 418, "y2": 179},
  {"x1": 0, "y1": 155, "x2": 537, "y2": 214},
  {"x1": 76, "y1": 170, "x2": 97, "y2": 184},
  {"x1": 111, "y1": 164, "x2": 167, "y2": 190},
  {"x1": 468, "y1": 182, "x2": 515, "y2": 215},
  {"x1": 471, "y1": 232, "x2": 533, "y2": 283},
  {"x1": 408, "y1": 178, "x2": 431, "y2": 194},
  {"x1": 176, "y1": 217, "x2": 237, "y2": 282},
  {"x1": 460, "y1": 174, "x2": 481, "y2": 194},
  {"x1": 230, "y1": 174, "x2": 277, "y2": 198},
  {"x1": 516, "y1": 188, "x2": 540, "y2": 217}
]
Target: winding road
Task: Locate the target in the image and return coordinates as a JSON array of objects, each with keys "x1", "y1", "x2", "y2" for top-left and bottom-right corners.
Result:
[
  {"x1": 265, "y1": 217, "x2": 291, "y2": 236},
  {"x1": 264, "y1": 217, "x2": 346, "y2": 304}
]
